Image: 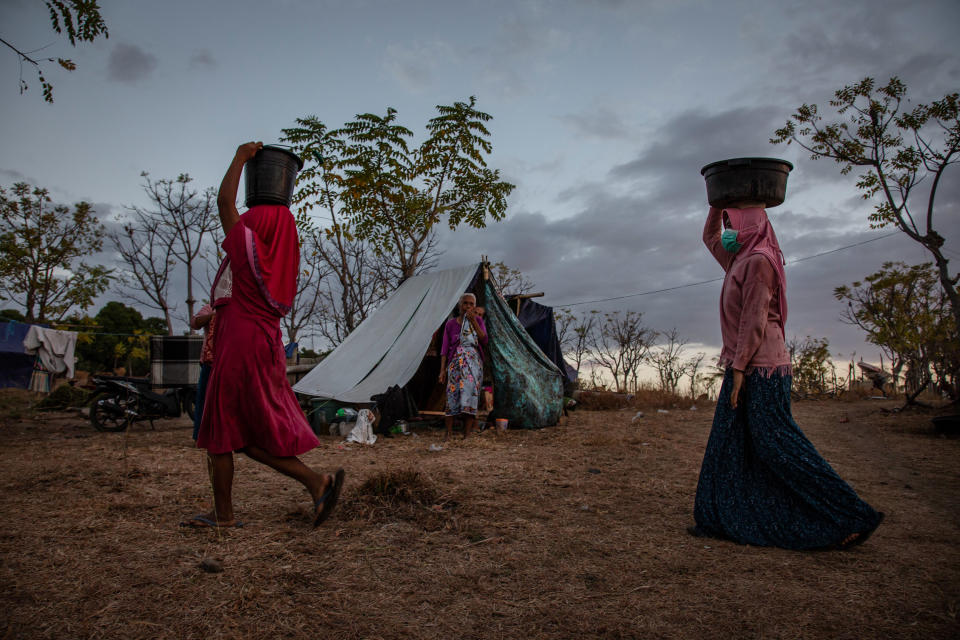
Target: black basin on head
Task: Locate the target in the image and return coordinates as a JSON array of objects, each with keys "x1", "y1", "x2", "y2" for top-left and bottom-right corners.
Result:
[{"x1": 700, "y1": 157, "x2": 794, "y2": 208}]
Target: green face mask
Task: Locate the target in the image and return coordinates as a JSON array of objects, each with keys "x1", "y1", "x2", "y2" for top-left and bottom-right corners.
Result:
[{"x1": 721, "y1": 229, "x2": 742, "y2": 253}]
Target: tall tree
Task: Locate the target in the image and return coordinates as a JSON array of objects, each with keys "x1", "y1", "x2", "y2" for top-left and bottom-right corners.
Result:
[
  {"x1": 280, "y1": 117, "x2": 396, "y2": 347},
  {"x1": 137, "y1": 173, "x2": 218, "y2": 327},
  {"x1": 0, "y1": 182, "x2": 111, "y2": 321},
  {"x1": 110, "y1": 206, "x2": 176, "y2": 334},
  {"x1": 112, "y1": 173, "x2": 218, "y2": 334},
  {"x1": 1, "y1": 0, "x2": 109, "y2": 102},
  {"x1": 283, "y1": 97, "x2": 514, "y2": 283},
  {"x1": 772, "y1": 77, "x2": 960, "y2": 327}
]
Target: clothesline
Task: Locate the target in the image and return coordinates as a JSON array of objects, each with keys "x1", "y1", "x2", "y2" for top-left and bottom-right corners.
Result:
[{"x1": 2, "y1": 319, "x2": 185, "y2": 339}]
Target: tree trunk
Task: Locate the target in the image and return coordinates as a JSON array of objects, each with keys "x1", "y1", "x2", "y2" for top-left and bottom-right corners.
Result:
[
  {"x1": 185, "y1": 259, "x2": 196, "y2": 334},
  {"x1": 932, "y1": 249, "x2": 960, "y2": 330}
]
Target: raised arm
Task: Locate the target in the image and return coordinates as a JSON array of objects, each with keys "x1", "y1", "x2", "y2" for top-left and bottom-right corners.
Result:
[
  {"x1": 217, "y1": 141, "x2": 262, "y2": 235},
  {"x1": 703, "y1": 206, "x2": 734, "y2": 271}
]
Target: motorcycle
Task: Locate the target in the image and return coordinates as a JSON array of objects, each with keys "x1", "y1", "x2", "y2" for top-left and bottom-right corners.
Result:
[{"x1": 88, "y1": 375, "x2": 195, "y2": 432}]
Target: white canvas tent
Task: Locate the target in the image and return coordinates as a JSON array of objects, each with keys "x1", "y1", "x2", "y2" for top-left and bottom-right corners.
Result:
[{"x1": 292, "y1": 263, "x2": 479, "y2": 403}]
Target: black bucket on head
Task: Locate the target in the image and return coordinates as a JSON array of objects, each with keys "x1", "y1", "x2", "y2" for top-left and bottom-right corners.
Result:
[
  {"x1": 700, "y1": 157, "x2": 794, "y2": 208},
  {"x1": 244, "y1": 145, "x2": 304, "y2": 208}
]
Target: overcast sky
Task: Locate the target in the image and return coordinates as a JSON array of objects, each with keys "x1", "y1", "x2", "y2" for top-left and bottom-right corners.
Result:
[{"x1": 1, "y1": 0, "x2": 958, "y2": 368}]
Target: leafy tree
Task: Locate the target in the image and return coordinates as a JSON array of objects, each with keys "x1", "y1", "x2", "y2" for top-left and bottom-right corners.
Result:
[
  {"x1": 787, "y1": 336, "x2": 834, "y2": 398},
  {"x1": 1, "y1": 1, "x2": 109, "y2": 102},
  {"x1": 279, "y1": 118, "x2": 396, "y2": 347},
  {"x1": 0, "y1": 308, "x2": 25, "y2": 322},
  {"x1": 772, "y1": 77, "x2": 960, "y2": 328},
  {"x1": 834, "y1": 262, "x2": 957, "y2": 402},
  {"x1": 72, "y1": 302, "x2": 164, "y2": 375},
  {"x1": 282, "y1": 97, "x2": 515, "y2": 283},
  {"x1": 0, "y1": 182, "x2": 111, "y2": 322}
]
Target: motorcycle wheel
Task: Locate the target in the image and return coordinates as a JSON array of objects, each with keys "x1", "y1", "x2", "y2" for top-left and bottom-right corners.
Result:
[
  {"x1": 91, "y1": 393, "x2": 130, "y2": 432},
  {"x1": 181, "y1": 388, "x2": 196, "y2": 421}
]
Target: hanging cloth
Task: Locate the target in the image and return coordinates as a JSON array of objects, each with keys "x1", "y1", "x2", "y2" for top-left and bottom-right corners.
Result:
[{"x1": 23, "y1": 325, "x2": 78, "y2": 378}]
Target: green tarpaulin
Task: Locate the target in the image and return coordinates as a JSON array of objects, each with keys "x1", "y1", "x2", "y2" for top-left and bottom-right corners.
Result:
[{"x1": 483, "y1": 279, "x2": 563, "y2": 429}]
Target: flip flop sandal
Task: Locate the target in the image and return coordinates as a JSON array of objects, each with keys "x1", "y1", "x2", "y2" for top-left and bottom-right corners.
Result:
[
  {"x1": 313, "y1": 468, "x2": 345, "y2": 527},
  {"x1": 180, "y1": 514, "x2": 244, "y2": 529},
  {"x1": 841, "y1": 511, "x2": 885, "y2": 550}
]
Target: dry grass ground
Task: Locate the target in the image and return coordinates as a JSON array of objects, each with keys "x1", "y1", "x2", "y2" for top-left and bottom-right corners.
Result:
[{"x1": 0, "y1": 389, "x2": 957, "y2": 639}]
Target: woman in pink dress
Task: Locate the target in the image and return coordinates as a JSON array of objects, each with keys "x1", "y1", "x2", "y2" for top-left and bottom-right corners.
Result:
[{"x1": 182, "y1": 141, "x2": 344, "y2": 529}]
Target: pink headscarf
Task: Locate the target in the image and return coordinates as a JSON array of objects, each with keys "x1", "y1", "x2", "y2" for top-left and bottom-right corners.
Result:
[
  {"x1": 723, "y1": 207, "x2": 788, "y2": 331},
  {"x1": 210, "y1": 205, "x2": 299, "y2": 316}
]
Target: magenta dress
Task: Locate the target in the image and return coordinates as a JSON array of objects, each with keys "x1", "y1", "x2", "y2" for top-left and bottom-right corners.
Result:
[{"x1": 196, "y1": 215, "x2": 319, "y2": 456}]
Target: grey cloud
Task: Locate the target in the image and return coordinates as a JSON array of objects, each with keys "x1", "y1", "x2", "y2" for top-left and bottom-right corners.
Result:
[
  {"x1": 108, "y1": 43, "x2": 158, "y2": 83},
  {"x1": 473, "y1": 13, "x2": 572, "y2": 98},
  {"x1": 0, "y1": 168, "x2": 32, "y2": 184},
  {"x1": 189, "y1": 49, "x2": 216, "y2": 69},
  {"x1": 559, "y1": 106, "x2": 632, "y2": 140},
  {"x1": 761, "y1": 0, "x2": 958, "y2": 103},
  {"x1": 383, "y1": 41, "x2": 455, "y2": 90},
  {"x1": 495, "y1": 15, "x2": 571, "y2": 58},
  {"x1": 609, "y1": 106, "x2": 785, "y2": 182}
]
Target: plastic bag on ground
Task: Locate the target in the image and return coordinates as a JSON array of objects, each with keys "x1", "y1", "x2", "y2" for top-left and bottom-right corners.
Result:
[{"x1": 346, "y1": 409, "x2": 377, "y2": 444}]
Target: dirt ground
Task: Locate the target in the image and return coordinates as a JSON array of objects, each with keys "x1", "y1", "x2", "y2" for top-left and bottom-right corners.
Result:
[{"x1": 0, "y1": 392, "x2": 958, "y2": 639}]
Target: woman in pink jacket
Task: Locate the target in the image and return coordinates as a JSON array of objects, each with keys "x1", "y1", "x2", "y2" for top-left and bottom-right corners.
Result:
[{"x1": 691, "y1": 204, "x2": 883, "y2": 550}]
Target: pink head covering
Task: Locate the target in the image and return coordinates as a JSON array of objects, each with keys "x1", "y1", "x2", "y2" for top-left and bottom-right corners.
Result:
[
  {"x1": 210, "y1": 204, "x2": 299, "y2": 316},
  {"x1": 723, "y1": 207, "x2": 788, "y2": 331}
]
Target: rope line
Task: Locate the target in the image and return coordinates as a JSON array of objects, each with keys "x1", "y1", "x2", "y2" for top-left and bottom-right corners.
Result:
[{"x1": 554, "y1": 232, "x2": 900, "y2": 308}]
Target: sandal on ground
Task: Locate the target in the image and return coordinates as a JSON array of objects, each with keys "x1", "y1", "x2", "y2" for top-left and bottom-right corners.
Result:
[
  {"x1": 179, "y1": 514, "x2": 244, "y2": 529},
  {"x1": 313, "y1": 468, "x2": 345, "y2": 528},
  {"x1": 837, "y1": 511, "x2": 885, "y2": 550}
]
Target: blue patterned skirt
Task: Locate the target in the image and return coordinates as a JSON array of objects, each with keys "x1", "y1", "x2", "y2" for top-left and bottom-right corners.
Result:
[{"x1": 693, "y1": 369, "x2": 882, "y2": 550}]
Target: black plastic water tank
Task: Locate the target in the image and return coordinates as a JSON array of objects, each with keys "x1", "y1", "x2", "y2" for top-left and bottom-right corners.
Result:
[{"x1": 700, "y1": 157, "x2": 793, "y2": 208}]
